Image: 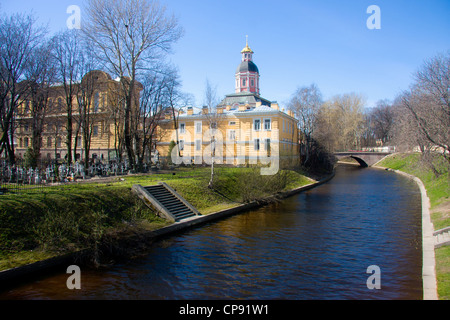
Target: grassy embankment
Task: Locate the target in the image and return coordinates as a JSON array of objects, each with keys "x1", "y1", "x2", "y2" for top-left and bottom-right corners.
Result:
[
  {"x1": 377, "y1": 153, "x2": 450, "y2": 300},
  {"x1": 0, "y1": 166, "x2": 315, "y2": 271}
]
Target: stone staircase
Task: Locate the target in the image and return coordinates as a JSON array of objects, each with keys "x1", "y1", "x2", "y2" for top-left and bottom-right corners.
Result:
[
  {"x1": 434, "y1": 227, "x2": 450, "y2": 248},
  {"x1": 132, "y1": 182, "x2": 201, "y2": 222}
]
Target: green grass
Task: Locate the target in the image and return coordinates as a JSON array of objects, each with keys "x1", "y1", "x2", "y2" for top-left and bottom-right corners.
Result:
[
  {"x1": 378, "y1": 153, "x2": 449, "y2": 208},
  {"x1": 436, "y1": 246, "x2": 450, "y2": 300},
  {"x1": 0, "y1": 166, "x2": 316, "y2": 271},
  {"x1": 378, "y1": 152, "x2": 450, "y2": 300}
]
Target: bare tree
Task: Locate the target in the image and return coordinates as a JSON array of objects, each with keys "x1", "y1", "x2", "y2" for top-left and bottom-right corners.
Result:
[
  {"x1": 132, "y1": 66, "x2": 177, "y2": 171},
  {"x1": 369, "y1": 100, "x2": 394, "y2": 143},
  {"x1": 76, "y1": 59, "x2": 102, "y2": 166},
  {"x1": 0, "y1": 12, "x2": 46, "y2": 163},
  {"x1": 83, "y1": 0, "x2": 183, "y2": 168},
  {"x1": 22, "y1": 40, "x2": 56, "y2": 165},
  {"x1": 391, "y1": 93, "x2": 430, "y2": 153},
  {"x1": 203, "y1": 79, "x2": 223, "y2": 189},
  {"x1": 401, "y1": 52, "x2": 450, "y2": 164},
  {"x1": 287, "y1": 83, "x2": 323, "y2": 166},
  {"x1": 52, "y1": 30, "x2": 86, "y2": 165},
  {"x1": 315, "y1": 93, "x2": 366, "y2": 152}
]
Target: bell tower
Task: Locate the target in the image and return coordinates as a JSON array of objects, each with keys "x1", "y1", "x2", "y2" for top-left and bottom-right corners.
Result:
[{"x1": 235, "y1": 36, "x2": 260, "y2": 95}]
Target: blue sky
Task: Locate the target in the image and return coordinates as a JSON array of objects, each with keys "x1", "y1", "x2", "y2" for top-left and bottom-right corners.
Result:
[{"x1": 1, "y1": 0, "x2": 449, "y2": 108}]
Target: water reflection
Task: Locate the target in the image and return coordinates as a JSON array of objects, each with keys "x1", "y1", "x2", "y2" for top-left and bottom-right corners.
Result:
[{"x1": 0, "y1": 165, "x2": 423, "y2": 299}]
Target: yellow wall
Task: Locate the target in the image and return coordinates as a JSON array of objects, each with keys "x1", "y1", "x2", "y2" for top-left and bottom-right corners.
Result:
[{"x1": 157, "y1": 105, "x2": 299, "y2": 168}]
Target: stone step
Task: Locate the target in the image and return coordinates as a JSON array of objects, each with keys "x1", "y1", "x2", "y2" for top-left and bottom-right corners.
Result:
[
  {"x1": 139, "y1": 183, "x2": 199, "y2": 222},
  {"x1": 434, "y1": 229, "x2": 450, "y2": 247}
]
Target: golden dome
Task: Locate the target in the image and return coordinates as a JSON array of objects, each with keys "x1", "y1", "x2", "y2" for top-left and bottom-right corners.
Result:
[
  {"x1": 241, "y1": 44, "x2": 253, "y2": 53},
  {"x1": 241, "y1": 35, "x2": 254, "y2": 53}
]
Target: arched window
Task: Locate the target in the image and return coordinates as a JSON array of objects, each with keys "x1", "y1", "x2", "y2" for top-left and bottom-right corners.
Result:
[
  {"x1": 94, "y1": 92, "x2": 100, "y2": 112},
  {"x1": 24, "y1": 100, "x2": 30, "y2": 114}
]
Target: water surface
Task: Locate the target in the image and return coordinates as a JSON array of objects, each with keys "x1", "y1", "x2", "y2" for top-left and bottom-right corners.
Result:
[{"x1": 0, "y1": 165, "x2": 423, "y2": 299}]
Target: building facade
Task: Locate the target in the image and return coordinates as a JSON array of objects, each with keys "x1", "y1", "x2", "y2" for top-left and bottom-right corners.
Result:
[
  {"x1": 14, "y1": 70, "x2": 142, "y2": 163},
  {"x1": 157, "y1": 40, "x2": 299, "y2": 170}
]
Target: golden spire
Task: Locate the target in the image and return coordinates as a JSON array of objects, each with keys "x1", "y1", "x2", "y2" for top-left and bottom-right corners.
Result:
[{"x1": 241, "y1": 35, "x2": 253, "y2": 53}]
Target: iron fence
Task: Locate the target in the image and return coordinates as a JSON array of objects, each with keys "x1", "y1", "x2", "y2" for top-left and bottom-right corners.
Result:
[{"x1": 0, "y1": 159, "x2": 159, "y2": 195}]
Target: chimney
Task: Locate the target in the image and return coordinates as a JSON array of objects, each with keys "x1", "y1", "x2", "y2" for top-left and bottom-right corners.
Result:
[
  {"x1": 187, "y1": 106, "x2": 193, "y2": 115},
  {"x1": 271, "y1": 102, "x2": 279, "y2": 110},
  {"x1": 226, "y1": 105, "x2": 231, "y2": 111},
  {"x1": 202, "y1": 106, "x2": 208, "y2": 114},
  {"x1": 238, "y1": 104, "x2": 246, "y2": 111},
  {"x1": 217, "y1": 106, "x2": 224, "y2": 114}
]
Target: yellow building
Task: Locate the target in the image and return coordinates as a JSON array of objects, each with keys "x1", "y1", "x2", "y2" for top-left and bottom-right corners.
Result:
[
  {"x1": 157, "y1": 41, "x2": 299, "y2": 171},
  {"x1": 14, "y1": 70, "x2": 141, "y2": 163}
]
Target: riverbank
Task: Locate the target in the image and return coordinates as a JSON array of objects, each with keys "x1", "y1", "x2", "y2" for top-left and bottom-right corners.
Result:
[
  {"x1": 0, "y1": 166, "x2": 327, "y2": 288},
  {"x1": 376, "y1": 152, "x2": 449, "y2": 300}
]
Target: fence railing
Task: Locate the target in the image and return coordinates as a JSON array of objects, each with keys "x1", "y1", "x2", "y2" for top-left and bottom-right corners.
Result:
[{"x1": 0, "y1": 159, "x2": 158, "y2": 195}]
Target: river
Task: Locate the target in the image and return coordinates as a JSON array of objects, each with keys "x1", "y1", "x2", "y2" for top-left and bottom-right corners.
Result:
[{"x1": 0, "y1": 164, "x2": 423, "y2": 300}]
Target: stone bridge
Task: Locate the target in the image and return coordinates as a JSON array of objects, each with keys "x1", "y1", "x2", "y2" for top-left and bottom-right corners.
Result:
[{"x1": 334, "y1": 152, "x2": 392, "y2": 167}]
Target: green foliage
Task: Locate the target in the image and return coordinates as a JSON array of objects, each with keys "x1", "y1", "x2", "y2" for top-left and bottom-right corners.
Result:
[
  {"x1": 0, "y1": 187, "x2": 165, "y2": 257},
  {"x1": 23, "y1": 147, "x2": 38, "y2": 169}
]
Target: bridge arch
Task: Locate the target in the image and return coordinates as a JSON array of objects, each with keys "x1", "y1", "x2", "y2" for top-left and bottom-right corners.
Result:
[
  {"x1": 349, "y1": 156, "x2": 368, "y2": 168},
  {"x1": 334, "y1": 152, "x2": 392, "y2": 167}
]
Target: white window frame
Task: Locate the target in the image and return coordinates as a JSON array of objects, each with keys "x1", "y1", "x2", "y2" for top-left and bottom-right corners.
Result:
[
  {"x1": 253, "y1": 119, "x2": 261, "y2": 131},
  {"x1": 195, "y1": 139, "x2": 201, "y2": 151},
  {"x1": 264, "y1": 138, "x2": 271, "y2": 151},
  {"x1": 179, "y1": 123, "x2": 186, "y2": 134},
  {"x1": 254, "y1": 138, "x2": 260, "y2": 151},
  {"x1": 195, "y1": 121, "x2": 202, "y2": 134},
  {"x1": 263, "y1": 118, "x2": 271, "y2": 131},
  {"x1": 229, "y1": 130, "x2": 236, "y2": 141}
]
